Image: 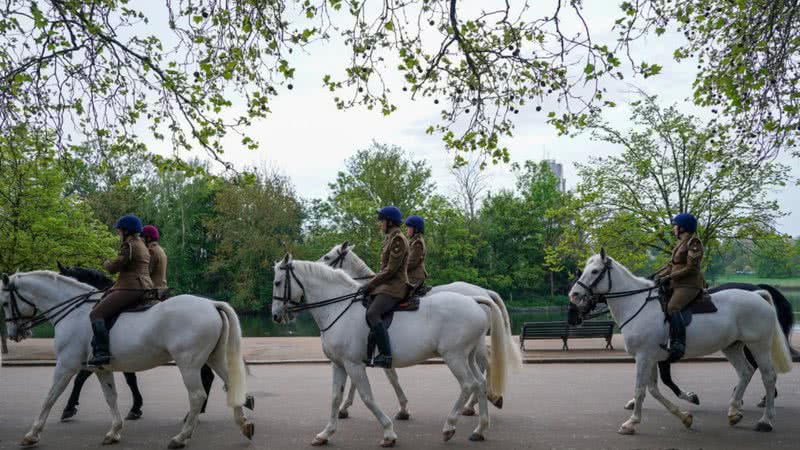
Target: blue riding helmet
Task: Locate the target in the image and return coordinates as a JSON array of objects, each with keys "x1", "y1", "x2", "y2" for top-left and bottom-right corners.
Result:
[
  {"x1": 377, "y1": 206, "x2": 403, "y2": 226},
  {"x1": 114, "y1": 214, "x2": 143, "y2": 234},
  {"x1": 671, "y1": 213, "x2": 698, "y2": 233},
  {"x1": 405, "y1": 215, "x2": 425, "y2": 234}
]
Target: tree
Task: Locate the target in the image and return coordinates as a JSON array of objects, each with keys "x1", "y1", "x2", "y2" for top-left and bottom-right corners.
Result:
[
  {"x1": 618, "y1": 0, "x2": 800, "y2": 158},
  {"x1": 318, "y1": 142, "x2": 436, "y2": 267},
  {"x1": 450, "y1": 156, "x2": 490, "y2": 222},
  {"x1": 0, "y1": 125, "x2": 117, "y2": 273},
  {"x1": 752, "y1": 234, "x2": 797, "y2": 278},
  {"x1": 205, "y1": 167, "x2": 304, "y2": 311},
  {"x1": 1, "y1": 1, "x2": 657, "y2": 165},
  {"x1": 574, "y1": 94, "x2": 790, "y2": 271}
]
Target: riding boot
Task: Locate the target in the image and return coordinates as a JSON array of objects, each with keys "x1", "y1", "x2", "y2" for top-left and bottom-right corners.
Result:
[
  {"x1": 371, "y1": 322, "x2": 393, "y2": 369},
  {"x1": 362, "y1": 330, "x2": 377, "y2": 367},
  {"x1": 662, "y1": 312, "x2": 686, "y2": 363},
  {"x1": 87, "y1": 320, "x2": 112, "y2": 368}
]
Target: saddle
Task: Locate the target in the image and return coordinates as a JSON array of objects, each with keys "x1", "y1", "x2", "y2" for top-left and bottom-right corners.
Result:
[
  {"x1": 659, "y1": 284, "x2": 717, "y2": 327},
  {"x1": 361, "y1": 295, "x2": 421, "y2": 329},
  {"x1": 105, "y1": 299, "x2": 161, "y2": 330}
]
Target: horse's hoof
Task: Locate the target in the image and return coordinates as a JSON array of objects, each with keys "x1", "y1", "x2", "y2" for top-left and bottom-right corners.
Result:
[
  {"x1": 245, "y1": 395, "x2": 255, "y2": 411},
  {"x1": 61, "y1": 407, "x2": 78, "y2": 422},
  {"x1": 623, "y1": 400, "x2": 635, "y2": 410},
  {"x1": 468, "y1": 433, "x2": 485, "y2": 442},
  {"x1": 20, "y1": 435, "x2": 39, "y2": 447},
  {"x1": 682, "y1": 413, "x2": 693, "y2": 429},
  {"x1": 754, "y1": 421, "x2": 773, "y2": 432},
  {"x1": 443, "y1": 430, "x2": 456, "y2": 442},
  {"x1": 167, "y1": 439, "x2": 185, "y2": 449},
  {"x1": 395, "y1": 411, "x2": 410, "y2": 421},
  {"x1": 242, "y1": 422, "x2": 255, "y2": 440},
  {"x1": 461, "y1": 408, "x2": 476, "y2": 416},
  {"x1": 338, "y1": 410, "x2": 349, "y2": 419},
  {"x1": 757, "y1": 397, "x2": 767, "y2": 408},
  {"x1": 102, "y1": 435, "x2": 120, "y2": 445},
  {"x1": 380, "y1": 438, "x2": 396, "y2": 448},
  {"x1": 617, "y1": 425, "x2": 636, "y2": 435},
  {"x1": 688, "y1": 393, "x2": 700, "y2": 405},
  {"x1": 126, "y1": 410, "x2": 143, "y2": 421},
  {"x1": 311, "y1": 437, "x2": 328, "y2": 446},
  {"x1": 728, "y1": 413, "x2": 744, "y2": 426},
  {"x1": 491, "y1": 396, "x2": 503, "y2": 409}
]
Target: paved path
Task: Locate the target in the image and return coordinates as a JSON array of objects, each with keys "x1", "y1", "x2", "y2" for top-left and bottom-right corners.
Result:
[
  {"x1": 5, "y1": 334, "x2": 800, "y2": 365},
  {"x1": 1, "y1": 363, "x2": 798, "y2": 449}
]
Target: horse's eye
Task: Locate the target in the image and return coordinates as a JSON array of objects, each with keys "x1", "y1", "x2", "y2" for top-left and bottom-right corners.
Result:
[
  {"x1": 591, "y1": 269, "x2": 599, "y2": 274},
  {"x1": 323, "y1": 256, "x2": 329, "y2": 260}
]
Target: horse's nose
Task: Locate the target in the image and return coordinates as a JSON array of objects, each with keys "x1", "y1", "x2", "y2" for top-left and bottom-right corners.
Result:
[
  {"x1": 569, "y1": 292, "x2": 579, "y2": 303},
  {"x1": 272, "y1": 314, "x2": 281, "y2": 323}
]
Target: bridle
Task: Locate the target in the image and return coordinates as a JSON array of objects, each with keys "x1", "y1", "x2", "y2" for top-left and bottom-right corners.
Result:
[
  {"x1": 325, "y1": 247, "x2": 374, "y2": 281},
  {"x1": 272, "y1": 261, "x2": 363, "y2": 332},
  {"x1": 2, "y1": 278, "x2": 100, "y2": 338},
  {"x1": 572, "y1": 258, "x2": 660, "y2": 330}
]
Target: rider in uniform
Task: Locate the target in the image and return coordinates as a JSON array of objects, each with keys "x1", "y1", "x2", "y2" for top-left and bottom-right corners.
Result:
[
  {"x1": 654, "y1": 212, "x2": 705, "y2": 363},
  {"x1": 362, "y1": 206, "x2": 411, "y2": 369},
  {"x1": 88, "y1": 214, "x2": 153, "y2": 368},
  {"x1": 404, "y1": 215, "x2": 429, "y2": 295},
  {"x1": 142, "y1": 225, "x2": 168, "y2": 300}
]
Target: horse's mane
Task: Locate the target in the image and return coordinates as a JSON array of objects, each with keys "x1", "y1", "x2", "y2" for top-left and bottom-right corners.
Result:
[
  {"x1": 586, "y1": 255, "x2": 652, "y2": 285},
  {"x1": 59, "y1": 266, "x2": 113, "y2": 290},
  {"x1": 344, "y1": 248, "x2": 374, "y2": 277},
  {"x1": 15, "y1": 270, "x2": 96, "y2": 292},
  {"x1": 293, "y1": 260, "x2": 361, "y2": 288}
]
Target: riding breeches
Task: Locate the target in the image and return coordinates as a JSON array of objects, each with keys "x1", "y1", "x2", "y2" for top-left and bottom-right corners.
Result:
[
  {"x1": 667, "y1": 287, "x2": 701, "y2": 314},
  {"x1": 366, "y1": 293, "x2": 402, "y2": 327},
  {"x1": 89, "y1": 289, "x2": 148, "y2": 321}
]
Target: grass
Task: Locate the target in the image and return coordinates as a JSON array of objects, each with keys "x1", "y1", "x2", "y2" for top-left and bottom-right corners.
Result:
[{"x1": 713, "y1": 275, "x2": 800, "y2": 288}]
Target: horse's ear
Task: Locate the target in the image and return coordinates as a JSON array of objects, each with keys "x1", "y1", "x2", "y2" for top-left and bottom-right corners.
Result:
[
  {"x1": 600, "y1": 247, "x2": 606, "y2": 260},
  {"x1": 282, "y1": 253, "x2": 292, "y2": 264},
  {"x1": 2, "y1": 273, "x2": 9, "y2": 285},
  {"x1": 342, "y1": 240, "x2": 349, "y2": 250},
  {"x1": 57, "y1": 261, "x2": 65, "y2": 272}
]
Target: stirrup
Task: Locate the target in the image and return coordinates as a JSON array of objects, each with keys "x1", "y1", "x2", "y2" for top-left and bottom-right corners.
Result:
[
  {"x1": 371, "y1": 354, "x2": 392, "y2": 369},
  {"x1": 86, "y1": 354, "x2": 112, "y2": 369}
]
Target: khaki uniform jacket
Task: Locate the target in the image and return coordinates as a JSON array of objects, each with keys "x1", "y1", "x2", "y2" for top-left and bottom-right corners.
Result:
[
  {"x1": 103, "y1": 236, "x2": 154, "y2": 291},
  {"x1": 655, "y1": 233, "x2": 706, "y2": 289},
  {"x1": 148, "y1": 241, "x2": 168, "y2": 296},
  {"x1": 367, "y1": 226, "x2": 411, "y2": 299},
  {"x1": 406, "y1": 234, "x2": 428, "y2": 288}
]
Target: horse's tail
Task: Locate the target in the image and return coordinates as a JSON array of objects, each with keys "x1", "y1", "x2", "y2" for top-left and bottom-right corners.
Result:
[
  {"x1": 757, "y1": 284, "x2": 796, "y2": 351},
  {"x1": 214, "y1": 301, "x2": 248, "y2": 407},
  {"x1": 475, "y1": 296, "x2": 516, "y2": 398},
  {"x1": 757, "y1": 290, "x2": 793, "y2": 374},
  {"x1": 486, "y1": 290, "x2": 523, "y2": 368}
]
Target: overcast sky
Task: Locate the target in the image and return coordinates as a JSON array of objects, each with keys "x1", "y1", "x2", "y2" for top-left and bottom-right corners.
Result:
[{"x1": 146, "y1": 1, "x2": 800, "y2": 236}]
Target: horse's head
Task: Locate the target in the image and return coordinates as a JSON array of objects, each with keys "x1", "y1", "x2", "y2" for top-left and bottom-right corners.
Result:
[
  {"x1": 271, "y1": 254, "x2": 304, "y2": 323},
  {"x1": 1, "y1": 273, "x2": 34, "y2": 342},
  {"x1": 568, "y1": 248, "x2": 614, "y2": 322},
  {"x1": 57, "y1": 262, "x2": 113, "y2": 290},
  {"x1": 318, "y1": 241, "x2": 353, "y2": 269}
]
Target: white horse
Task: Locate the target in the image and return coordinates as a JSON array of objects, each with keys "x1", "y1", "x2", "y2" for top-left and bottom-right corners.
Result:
[
  {"x1": 319, "y1": 242, "x2": 520, "y2": 417},
  {"x1": 0, "y1": 271, "x2": 254, "y2": 448},
  {"x1": 568, "y1": 250, "x2": 793, "y2": 435},
  {"x1": 271, "y1": 255, "x2": 517, "y2": 446}
]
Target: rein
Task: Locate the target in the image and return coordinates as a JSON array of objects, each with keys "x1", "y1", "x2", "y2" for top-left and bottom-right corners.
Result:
[
  {"x1": 3, "y1": 280, "x2": 101, "y2": 335},
  {"x1": 327, "y1": 248, "x2": 374, "y2": 281},
  {"x1": 574, "y1": 259, "x2": 660, "y2": 330},
  {"x1": 273, "y1": 262, "x2": 363, "y2": 332}
]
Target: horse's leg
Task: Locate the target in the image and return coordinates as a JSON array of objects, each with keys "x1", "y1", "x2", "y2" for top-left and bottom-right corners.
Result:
[
  {"x1": 312, "y1": 362, "x2": 348, "y2": 446},
  {"x1": 168, "y1": 366, "x2": 207, "y2": 449},
  {"x1": 200, "y1": 364, "x2": 214, "y2": 414},
  {"x1": 618, "y1": 357, "x2": 652, "y2": 435},
  {"x1": 346, "y1": 362, "x2": 397, "y2": 447},
  {"x1": 626, "y1": 361, "x2": 699, "y2": 410},
  {"x1": 744, "y1": 341, "x2": 777, "y2": 432},
  {"x1": 442, "y1": 353, "x2": 479, "y2": 442},
  {"x1": 204, "y1": 356, "x2": 254, "y2": 439},
  {"x1": 384, "y1": 369, "x2": 410, "y2": 420},
  {"x1": 745, "y1": 345, "x2": 776, "y2": 408},
  {"x1": 646, "y1": 365, "x2": 693, "y2": 428},
  {"x1": 95, "y1": 371, "x2": 124, "y2": 445},
  {"x1": 21, "y1": 364, "x2": 78, "y2": 446},
  {"x1": 123, "y1": 372, "x2": 143, "y2": 420},
  {"x1": 337, "y1": 379, "x2": 356, "y2": 419},
  {"x1": 62, "y1": 369, "x2": 93, "y2": 420},
  {"x1": 466, "y1": 347, "x2": 490, "y2": 441},
  {"x1": 721, "y1": 342, "x2": 755, "y2": 427}
]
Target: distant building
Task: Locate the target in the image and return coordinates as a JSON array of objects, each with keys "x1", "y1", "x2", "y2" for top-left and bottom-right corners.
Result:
[{"x1": 545, "y1": 159, "x2": 567, "y2": 192}]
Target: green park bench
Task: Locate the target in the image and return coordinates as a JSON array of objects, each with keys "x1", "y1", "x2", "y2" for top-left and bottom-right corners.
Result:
[{"x1": 519, "y1": 320, "x2": 615, "y2": 351}]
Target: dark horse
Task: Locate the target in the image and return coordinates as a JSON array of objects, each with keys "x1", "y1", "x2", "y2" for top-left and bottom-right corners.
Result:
[
  {"x1": 56, "y1": 263, "x2": 216, "y2": 421},
  {"x1": 627, "y1": 283, "x2": 795, "y2": 410}
]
